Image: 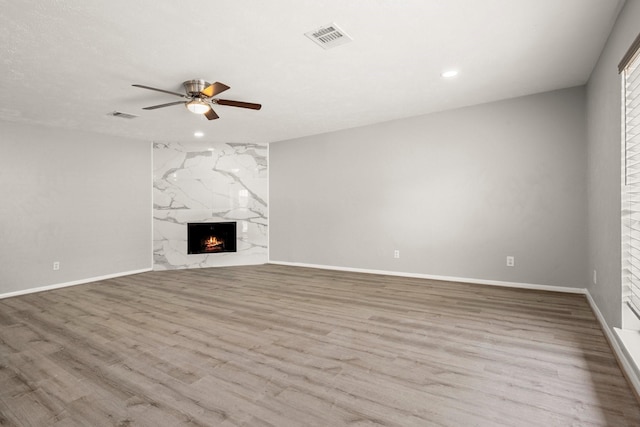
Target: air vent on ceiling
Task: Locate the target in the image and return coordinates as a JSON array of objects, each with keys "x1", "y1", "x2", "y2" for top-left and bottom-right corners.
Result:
[
  {"x1": 108, "y1": 111, "x2": 138, "y2": 119},
  {"x1": 304, "y1": 23, "x2": 352, "y2": 49}
]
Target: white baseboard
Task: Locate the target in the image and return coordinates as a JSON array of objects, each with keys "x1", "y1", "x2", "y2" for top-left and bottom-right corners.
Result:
[
  {"x1": 584, "y1": 293, "x2": 640, "y2": 398},
  {"x1": 268, "y1": 260, "x2": 584, "y2": 294},
  {"x1": 0, "y1": 267, "x2": 153, "y2": 300}
]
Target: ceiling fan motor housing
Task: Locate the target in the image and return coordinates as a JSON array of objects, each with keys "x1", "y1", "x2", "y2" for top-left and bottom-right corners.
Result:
[{"x1": 183, "y1": 80, "x2": 210, "y2": 97}]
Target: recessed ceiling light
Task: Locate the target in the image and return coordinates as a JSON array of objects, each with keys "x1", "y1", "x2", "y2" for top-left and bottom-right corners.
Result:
[
  {"x1": 194, "y1": 131, "x2": 204, "y2": 138},
  {"x1": 441, "y1": 70, "x2": 459, "y2": 78}
]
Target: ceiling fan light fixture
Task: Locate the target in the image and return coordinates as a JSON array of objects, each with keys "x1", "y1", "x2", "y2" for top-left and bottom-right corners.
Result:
[{"x1": 186, "y1": 99, "x2": 211, "y2": 114}]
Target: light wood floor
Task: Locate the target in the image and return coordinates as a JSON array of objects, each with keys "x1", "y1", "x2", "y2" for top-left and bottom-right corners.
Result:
[{"x1": 1, "y1": 264, "x2": 639, "y2": 426}]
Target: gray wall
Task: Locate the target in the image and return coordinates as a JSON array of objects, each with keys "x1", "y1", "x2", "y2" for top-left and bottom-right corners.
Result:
[
  {"x1": 586, "y1": 0, "x2": 640, "y2": 328},
  {"x1": 270, "y1": 87, "x2": 588, "y2": 288},
  {"x1": 0, "y1": 120, "x2": 152, "y2": 295}
]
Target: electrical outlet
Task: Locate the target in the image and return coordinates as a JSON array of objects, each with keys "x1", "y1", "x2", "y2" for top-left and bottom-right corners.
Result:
[
  {"x1": 53, "y1": 261, "x2": 60, "y2": 271},
  {"x1": 506, "y1": 256, "x2": 515, "y2": 267},
  {"x1": 394, "y1": 250, "x2": 400, "y2": 259},
  {"x1": 593, "y1": 269, "x2": 597, "y2": 285}
]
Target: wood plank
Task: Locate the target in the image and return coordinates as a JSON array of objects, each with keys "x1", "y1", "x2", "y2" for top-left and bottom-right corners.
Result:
[{"x1": 0, "y1": 264, "x2": 638, "y2": 425}]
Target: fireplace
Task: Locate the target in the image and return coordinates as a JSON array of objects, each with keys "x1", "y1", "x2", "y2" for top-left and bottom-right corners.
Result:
[{"x1": 187, "y1": 222, "x2": 237, "y2": 254}]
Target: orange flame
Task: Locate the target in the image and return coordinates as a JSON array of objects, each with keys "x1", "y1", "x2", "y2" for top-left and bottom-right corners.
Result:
[{"x1": 204, "y1": 236, "x2": 224, "y2": 251}]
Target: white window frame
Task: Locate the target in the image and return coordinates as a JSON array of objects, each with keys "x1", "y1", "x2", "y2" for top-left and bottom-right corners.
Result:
[{"x1": 619, "y1": 34, "x2": 640, "y2": 362}]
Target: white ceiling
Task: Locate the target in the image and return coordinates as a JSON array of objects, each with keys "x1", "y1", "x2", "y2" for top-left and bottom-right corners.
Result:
[{"x1": 0, "y1": 0, "x2": 624, "y2": 144}]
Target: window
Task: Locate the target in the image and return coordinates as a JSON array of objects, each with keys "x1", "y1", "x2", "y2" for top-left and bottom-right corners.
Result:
[{"x1": 621, "y1": 32, "x2": 640, "y2": 329}]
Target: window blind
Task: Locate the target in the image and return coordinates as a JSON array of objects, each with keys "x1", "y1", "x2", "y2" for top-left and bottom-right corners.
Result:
[{"x1": 622, "y1": 34, "x2": 640, "y2": 318}]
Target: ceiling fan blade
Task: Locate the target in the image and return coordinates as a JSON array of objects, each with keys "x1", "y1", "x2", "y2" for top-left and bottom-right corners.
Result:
[
  {"x1": 204, "y1": 108, "x2": 219, "y2": 120},
  {"x1": 132, "y1": 84, "x2": 188, "y2": 98},
  {"x1": 142, "y1": 101, "x2": 186, "y2": 110},
  {"x1": 201, "y1": 82, "x2": 230, "y2": 98},
  {"x1": 216, "y1": 99, "x2": 262, "y2": 110}
]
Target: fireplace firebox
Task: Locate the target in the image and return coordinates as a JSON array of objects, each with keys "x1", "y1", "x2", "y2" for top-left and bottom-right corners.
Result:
[{"x1": 187, "y1": 222, "x2": 237, "y2": 254}]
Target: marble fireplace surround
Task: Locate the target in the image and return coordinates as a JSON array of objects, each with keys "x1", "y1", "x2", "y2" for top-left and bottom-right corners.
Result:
[{"x1": 153, "y1": 142, "x2": 268, "y2": 270}]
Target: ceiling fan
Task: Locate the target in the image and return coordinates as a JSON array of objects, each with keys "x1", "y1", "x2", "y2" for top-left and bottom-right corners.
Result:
[{"x1": 132, "y1": 79, "x2": 261, "y2": 120}]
